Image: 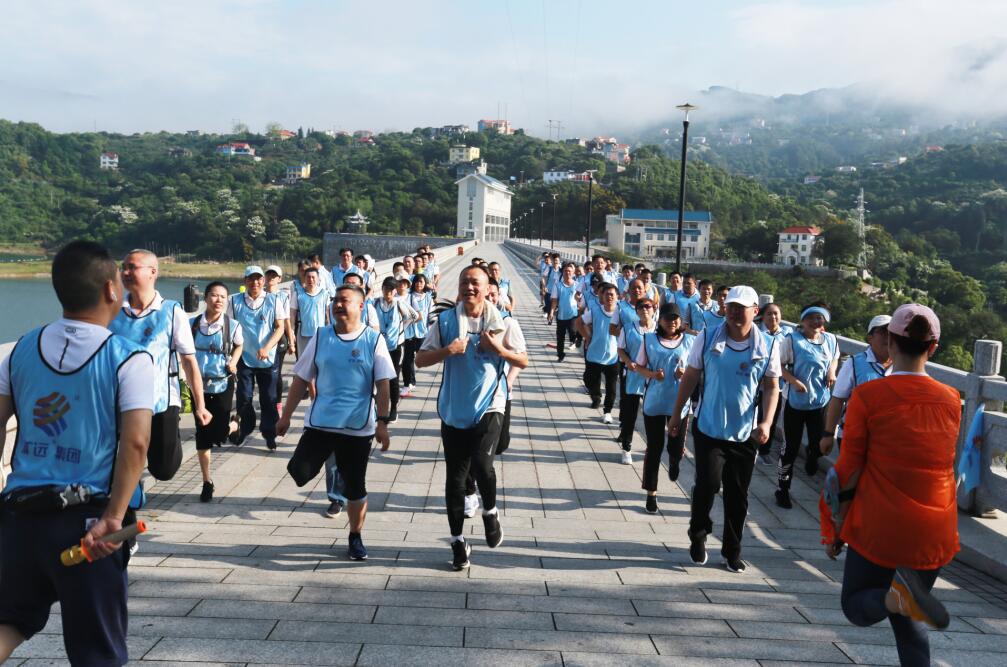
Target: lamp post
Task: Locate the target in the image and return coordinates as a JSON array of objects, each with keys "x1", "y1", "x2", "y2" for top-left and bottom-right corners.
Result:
[
  {"x1": 539, "y1": 201, "x2": 546, "y2": 247},
  {"x1": 551, "y1": 192, "x2": 558, "y2": 250},
  {"x1": 674, "y1": 103, "x2": 697, "y2": 273},
  {"x1": 585, "y1": 172, "x2": 594, "y2": 259}
]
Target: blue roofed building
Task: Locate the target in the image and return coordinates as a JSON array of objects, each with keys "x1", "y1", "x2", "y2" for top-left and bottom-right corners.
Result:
[{"x1": 606, "y1": 208, "x2": 713, "y2": 260}]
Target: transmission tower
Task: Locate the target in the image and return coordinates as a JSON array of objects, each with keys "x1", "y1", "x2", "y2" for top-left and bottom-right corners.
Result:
[
  {"x1": 546, "y1": 119, "x2": 563, "y2": 141},
  {"x1": 853, "y1": 188, "x2": 868, "y2": 269}
]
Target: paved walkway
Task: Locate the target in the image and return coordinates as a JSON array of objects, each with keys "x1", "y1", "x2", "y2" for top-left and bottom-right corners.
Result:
[{"x1": 9, "y1": 244, "x2": 1007, "y2": 666}]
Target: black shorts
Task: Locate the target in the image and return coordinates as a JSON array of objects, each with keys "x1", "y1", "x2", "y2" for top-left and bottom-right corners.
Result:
[
  {"x1": 149, "y1": 406, "x2": 182, "y2": 480},
  {"x1": 0, "y1": 505, "x2": 129, "y2": 666},
  {"x1": 287, "y1": 428, "x2": 373, "y2": 501},
  {"x1": 195, "y1": 381, "x2": 235, "y2": 451}
]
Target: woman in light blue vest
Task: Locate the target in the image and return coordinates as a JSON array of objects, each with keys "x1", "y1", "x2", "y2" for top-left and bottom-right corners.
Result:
[
  {"x1": 632, "y1": 303, "x2": 695, "y2": 513},
  {"x1": 616, "y1": 297, "x2": 656, "y2": 464},
  {"x1": 776, "y1": 301, "x2": 839, "y2": 509},
  {"x1": 401, "y1": 274, "x2": 432, "y2": 396},
  {"x1": 756, "y1": 302, "x2": 793, "y2": 465},
  {"x1": 376, "y1": 276, "x2": 418, "y2": 422}
]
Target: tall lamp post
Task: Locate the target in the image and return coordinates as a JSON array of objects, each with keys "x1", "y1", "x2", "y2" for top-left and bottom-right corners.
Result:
[
  {"x1": 539, "y1": 201, "x2": 546, "y2": 247},
  {"x1": 550, "y1": 192, "x2": 558, "y2": 250},
  {"x1": 585, "y1": 172, "x2": 594, "y2": 259},
  {"x1": 674, "y1": 103, "x2": 697, "y2": 273}
]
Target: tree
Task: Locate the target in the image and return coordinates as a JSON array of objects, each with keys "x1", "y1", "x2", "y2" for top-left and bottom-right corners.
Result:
[
  {"x1": 265, "y1": 121, "x2": 283, "y2": 136},
  {"x1": 817, "y1": 224, "x2": 861, "y2": 266}
]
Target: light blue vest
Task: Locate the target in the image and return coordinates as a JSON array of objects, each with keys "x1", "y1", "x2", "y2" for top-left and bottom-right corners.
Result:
[
  {"x1": 499, "y1": 278, "x2": 512, "y2": 303},
  {"x1": 622, "y1": 324, "x2": 648, "y2": 396},
  {"x1": 308, "y1": 326, "x2": 380, "y2": 430},
  {"x1": 405, "y1": 292, "x2": 432, "y2": 340},
  {"x1": 617, "y1": 300, "x2": 641, "y2": 330},
  {"x1": 759, "y1": 323, "x2": 793, "y2": 390},
  {"x1": 331, "y1": 264, "x2": 362, "y2": 287},
  {"x1": 5, "y1": 327, "x2": 147, "y2": 495},
  {"x1": 642, "y1": 332, "x2": 695, "y2": 417},
  {"x1": 109, "y1": 300, "x2": 178, "y2": 413},
  {"x1": 585, "y1": 302, "x2": 618, "y2": 365},
  {"x1": 851, "y1": 350, "x2": 887, "y2": 387},
  {"x1": 675, "y1": 291, "x2": 700, "y2": 316},
  {"x1": 436, "y1": 308, "x2": 505, "y2": 429},
  {"x1": 554, "y1": 281, "x2": 579, "y2": 320},
  {"x1": 702, "y1": 308, "x2": 726, "y2": 331},
  {"x1": 688, "y1": 300, "x2": 713, "y2": 330},
  {"x1": 376, "y1": 299, "x2": 403, "y2": 350},
  {"x1": 231, "y1": 293, "x2": 279, "y2": 368},
  {"x1": 616, "y1": 275, "x2": 634, "y2": 294},
  {"x1": 296, "y1": 289, "x2": 329, "y2": 338},
  {"x1": 696, "y1": 325, "x2": 777, "y2": 442},
  {"x1": 787, "y1": 331, "x2": 837, "y2": 410},
  {"x1": 191, "y1": 315, "x2": 233, "y2": 395}
]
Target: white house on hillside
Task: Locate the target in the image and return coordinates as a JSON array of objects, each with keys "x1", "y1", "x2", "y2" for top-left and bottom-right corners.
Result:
[
  {"x1": 775, "y1": 226, "x2": 822, "y2": 266},
  {"x1": 100, "y1": 152, "x2": 119, "y2": 169},
  {"x1": 606, "y1": 209, "x2": 713, "y2": 259},
  {"x1": 456, "y1": 173, "x2": 512, "y2": 242}
]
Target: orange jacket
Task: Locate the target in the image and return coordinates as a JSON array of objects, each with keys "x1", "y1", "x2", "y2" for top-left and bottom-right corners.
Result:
[{"x1": 820, "y1": 374, "x2": 960, "y2": 569}]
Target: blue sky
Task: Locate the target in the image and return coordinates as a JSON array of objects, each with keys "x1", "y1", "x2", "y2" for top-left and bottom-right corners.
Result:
[{"x1": 2, "y1": 0, "x2": 1005, "y2": 135}]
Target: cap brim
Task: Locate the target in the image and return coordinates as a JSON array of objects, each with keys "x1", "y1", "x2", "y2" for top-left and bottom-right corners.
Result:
[{"x1": 725, "y1": 298, "x2": 756, "y2": 307}]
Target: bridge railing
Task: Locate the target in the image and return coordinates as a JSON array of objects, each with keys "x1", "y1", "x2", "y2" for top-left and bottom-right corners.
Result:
[{"x1": 504, "y1": 238, "x2": 1007, "y2": 519}]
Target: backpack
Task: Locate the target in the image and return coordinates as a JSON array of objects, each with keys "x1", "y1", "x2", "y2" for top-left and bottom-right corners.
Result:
[{"x1": 191, "y1": 314, "x2": 233, "y2": 357}]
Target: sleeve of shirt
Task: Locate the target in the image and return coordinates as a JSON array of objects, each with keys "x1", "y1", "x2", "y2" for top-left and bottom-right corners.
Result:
[
  {"x1": 274, "y1": 295, "x2": 289, "y2": 321},
  {"x1": 832, "y1": 357, "x2": 855, "y2": 399},
  {"x1": 765, "y1": 340, "x2": 782, "y2": 378},
  {"x1": 581, "y1": 309, "x2": 593, "y2": 326},
  {"x1": 365, "y1": 304, "x2": 379, "y2": 330},
  {"x1": 172, "y1": 304, "x2": 196, "y2": 355},
  {"x1": 419, "y1": 318, "x2": 442, "y2": 351},
  {"x1": 550, "y1": 285, "x2": 559, "y2": 299},
  {"x1": 634, "y1": 342, "x2": 648, "y2": 368},
  {"x1": 118, "y1": 352, "x2": 156, "y2": 412},
  {"x1": 687, "y1": 330, "x2": 706, "y2": 370},
  {"x1": 230, "y1": 320, "x2": 244, "y2": 346},
  {"x1": 373, "y1": 340, "x2": 396, "y2": 381},
  {"x1": 779, "y1": 335, "x2": 794, "y2": 366},
  {"x1": 617, "y1": 330, "x2": 627, "y2": 350},
  {"x1": 503, "y1": 319, "x2": 527, "y2": 354},
  {"x1": 292, "y1": 336, "x2": 318, "y2": 382},
  {"x1": 0, "y1": 352, "x2": 11, "y2": 396},
  {"x1": 289, "y1": 292, "x2": 299, "y2": 312}
]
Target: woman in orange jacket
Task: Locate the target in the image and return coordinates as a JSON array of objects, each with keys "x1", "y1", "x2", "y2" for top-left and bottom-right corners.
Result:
[{"x1": 820, "y1": 304, "x2": 960, "y2": 667}]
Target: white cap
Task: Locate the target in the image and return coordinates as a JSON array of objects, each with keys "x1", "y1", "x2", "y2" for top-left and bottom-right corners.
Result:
[
  {"x1": 867, "y1": 314, "x2": 892, "y2": 334},
  {"x1": 264, "y1": 264, "x2": 283, "y2": 277},
  {"x1": 725, "y1": 285, "x2": 759, "y2": 308}
]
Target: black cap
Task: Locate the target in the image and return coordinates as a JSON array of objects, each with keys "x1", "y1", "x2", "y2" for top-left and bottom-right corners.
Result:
[{"x1": 659, "y1": 302, "x2": 681, "y2": 320}]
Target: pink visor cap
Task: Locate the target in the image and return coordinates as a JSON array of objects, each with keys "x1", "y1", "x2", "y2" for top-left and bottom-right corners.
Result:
[{"x1": 888, "y1": 303, "x2": 940, "y2": 341}]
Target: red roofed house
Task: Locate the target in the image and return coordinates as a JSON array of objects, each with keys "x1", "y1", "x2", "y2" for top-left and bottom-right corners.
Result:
[
  {"x1": 775, "y1": 226, "x2": 822, "y2": 266},
  {"x1": 100, "y1": 152, "x2": 119, "y2": 169}
]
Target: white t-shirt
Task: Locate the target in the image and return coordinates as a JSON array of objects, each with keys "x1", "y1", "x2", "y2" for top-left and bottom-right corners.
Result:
[
  {"x1": 121, "y1": 291, "x2": 196, "y2": 408},
  {"x1": 292, "y1": 325, "x2": 395, "y2": 437},
  {"x1": 686, "y1": 329, "x2": 782, "y2": 378},
  {"x1": 420, "y1": 310, "x2": 527, "y2": 414},
  {"x1": 0, "y1": 319, "x2": 155, "y2": 413},
  {"x1": 197, "y1": 313, "x2": 244, "y2": 346}
]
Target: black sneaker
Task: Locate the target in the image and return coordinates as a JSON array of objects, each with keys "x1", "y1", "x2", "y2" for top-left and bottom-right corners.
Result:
[
  {"x1": 229, "y1": 428, "x2": 248, "y2": 446},
  {"x1": 645, "y1": 495, "x2": 658, "y2": 514},
  {"x1": 266, "y1": 438, "x2": 277, "y2": 451},
  {"x1": 689, "y1": 539, "x2": 708, "y2": 565},
  {"x1": 451, "y1": 539, "x2": 471, "y2": 571},
  {"x1": 347, "y1": 532, "x2": 368, "y2": 561},
  {"x1": 804, "y1": 454, "x2": 818, "y2": 476},
  {"x1": 199, "y1": 480, "x2": 214, "y2": 503},
  {"x1": 590, "y1": 399, "x2": 601, "y2": 409},
  {"x1": 483, "y1": 512, "x2": 503, "y2": 548},
  {"x1": 724, "y1": 557, "x2": 747, "y2": 574},
  {"x1": 775, "y1": 489, "x2": 793, "y2": 509},
  {"x1": 668, "y1": 460, "x2": 681, "y2": 482},
  {"x1": 389, "y1": 408, "x2": 398, "y2": 424},
  {"x1": 324, "y1": 501, "x2": 344, "y2": 518}
]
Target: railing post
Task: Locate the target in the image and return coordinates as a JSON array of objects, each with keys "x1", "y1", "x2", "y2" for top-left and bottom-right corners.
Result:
[{"x1": 959, "y1": 339, "x2": 1005, "y2": 515}]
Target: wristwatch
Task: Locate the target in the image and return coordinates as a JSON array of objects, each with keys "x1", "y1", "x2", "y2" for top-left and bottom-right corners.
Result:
[
  {"x1": 376, "y1": 416, "x2": 392, "y2": 424},
  {"x1": 822, "y1": 431, "x2": 835, "y2": 438}
]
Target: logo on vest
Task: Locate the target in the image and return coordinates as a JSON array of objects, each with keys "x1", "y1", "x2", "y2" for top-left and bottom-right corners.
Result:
[
  {"x1": 143, "y1": 326, "x2": 153, "y2": 340},
  {"x1": 33, "y1": 391, "x2": 71, "y2": 437}
]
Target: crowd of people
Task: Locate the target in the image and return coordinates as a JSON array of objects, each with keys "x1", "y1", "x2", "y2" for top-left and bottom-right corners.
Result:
[{"x1": 0, "y1": 240, "x2": 964, "y2": 666}]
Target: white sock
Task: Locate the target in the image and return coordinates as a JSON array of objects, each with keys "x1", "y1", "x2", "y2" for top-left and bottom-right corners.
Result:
[
  {"x1": 451, "y1": 534, "x2": 464, "y2": 543},
  {"x1": 482, "y1": 506, "x2": 498, "y2": 517}
]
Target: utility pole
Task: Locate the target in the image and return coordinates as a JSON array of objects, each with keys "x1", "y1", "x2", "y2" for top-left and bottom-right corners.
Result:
[
  {"x1": 551, "y1": 192, "x2": 558, "y2": 250},
  {"x1": 585, "y1": 173, "x2": 594, "y2": 259},
  {"x1": 539, "y1": 201, "x2": 546, "y2": 246}
]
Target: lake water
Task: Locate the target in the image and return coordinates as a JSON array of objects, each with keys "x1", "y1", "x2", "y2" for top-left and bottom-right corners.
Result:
[{"x1": 0, "y1": 277, "x2": 239, "y2": 344}]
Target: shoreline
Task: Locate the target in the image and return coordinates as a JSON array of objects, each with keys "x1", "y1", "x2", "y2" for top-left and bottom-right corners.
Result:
[{"x1": 0, "y1": 261, "x2": 253, "y2": 280}]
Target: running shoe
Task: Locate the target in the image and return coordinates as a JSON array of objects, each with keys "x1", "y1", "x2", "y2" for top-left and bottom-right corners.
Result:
[
  {"x1": 199, "y1": 480, "x2": 214, "y2": 503},
  {"x1": 389, "y1": 408, "x2": 398, "y2": 424},
  {"x1": 463, "y1": 493, "x2": 480, "y2": 518},
  {"x1": 603, "y1": 413, "x2": 613, "y2": 424},
  {"x1": 451, "y1": 539, "x2": 472, "y2": 571},
  {"x1": 483, "y1": 512, "x2": 504, "y2": 548},
  {"x1": 774, "y1": 489, "x2": 793, "y2": 509},
  {"x1": 804, "y1": 454, "x2": 818, "y2": 476},
  {"x1": 668, "y1": 460, "x2": 680, "y2": 481},
  {"x1": 724, "y1": 557, "x2": 747, "y2": 574},
  {"x1": 266, "y1": 438, "x2": 277, "y2": 451},
  {"x1": 590, "y1": 398, "x2": 601, "y2": 409},
  {"x1": 229, "y1": 428, "x2": 248, "y2": 447},
  {"x1": 325, "y1": 501, "x2": 344, "y2": 518},
  {"x1": 347, "y1": 532, "x2": 368, "y2": 561},
  {"x1": 890, "y1": 567, "x2": 950, "y2": 629},
  {"x1": 399, "y1": 387, "x2": 412, "y2": 398},
  {"x1": 689, "y1": 539, "x2": 708, "y2": 565},
  {"x1": 645, "y1": 495, "x2": 658, "y2": 514},
  {"x1": 621, "y1": 450, "x2": 633, "y2": 465}
]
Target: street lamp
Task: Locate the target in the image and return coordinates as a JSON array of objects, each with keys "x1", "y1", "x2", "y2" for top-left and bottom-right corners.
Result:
[
  {"x1": 551, "y1": 192, "x2": 558, "y2": 250},
  {"x1": 674, "y1": 102, "x2": 697, "y2": 273},
  {"x1": 585, "y1": 172, "x2": 594, "y2": 259},
  {"x1": 539, "y1": 201, "x2": 546, "y2": 247}
]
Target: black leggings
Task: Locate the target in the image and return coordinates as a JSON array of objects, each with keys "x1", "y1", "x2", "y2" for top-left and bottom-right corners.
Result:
[
  {"x1": 401, "y1": 338, "x2": 422, "y2": 387},
  {"x1": 555, "y1": 318, "x2": 577, "y2": 358},
  {"x1": 842, "y1": 546, "x2": 940, "y2": 667},
  {"x1": 585, "y1": 361, "x2": 618, "y2": 411},
  {"x1": 195, "y1": 381, "x2": 235, "y2": 450},
  {"x1": 388, "y1": 346, "x2": 402, "y2": 412},
  {"x1": 642, "y1": 413, "x2": 689, "y2": 491},
  {"x1": 443, "y1": 412, "x2": 503, "y2": 536},
  {"x1": 287, "y1": 428, "x2": 373, "y2": 501},
  {"x1": 756, "y1": 388, "x2": 784, "y2": 456},
  {"x1": 618, "y1": 394, "x2": 641, "y2": 450},
  {"x1": 779, "y1": 403, "x2": 825, "y2": 490}
]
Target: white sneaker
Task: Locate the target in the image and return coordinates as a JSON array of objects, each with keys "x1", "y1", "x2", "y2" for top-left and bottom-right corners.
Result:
[
  {"x1": 603, "y1": 413, "x2": 613, "y2": 424},
  {"x1": 463, "y1": 493, "x2": 480, "y2": 518},
  {"x1": 621, "y1": 450, "x2": 633, "y2": 465}
]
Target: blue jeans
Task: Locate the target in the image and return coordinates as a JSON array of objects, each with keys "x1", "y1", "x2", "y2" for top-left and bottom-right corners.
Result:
[
  {"x1": 325, "y1": 454, "x2": 347, "y2": 504},
  {"x1": 235, "y1": 360, "x2": 279, "y2": 440}
]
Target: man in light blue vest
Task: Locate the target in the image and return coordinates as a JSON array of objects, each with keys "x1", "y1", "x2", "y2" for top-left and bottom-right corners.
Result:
[
  {"x1": 228, "y1": 265, "x2": 288, "y2": 451},
  {"x1": 110, "y1": 249, "x2": 210, "y2": 483},
  {"x1": 416, "y1": 265, "x2": 528, "y2": 571},
  {"x1": 278, "y1": 284, "x2": 393, "y2": 561},
  {"x1": 577, "y1": 282, "x2": 620, "y2": 423},
  {"x1": 669, "y1": 285, "x2": 781, "y2": 574},
  {"x1": 331, "y1": 247, "x2": 363, "y2": 287},
  {"x1": 0, "y1": 241, "x2": 154, "y2": 666}
]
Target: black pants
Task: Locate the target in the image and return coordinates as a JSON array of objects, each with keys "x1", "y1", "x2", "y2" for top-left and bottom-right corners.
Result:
[
  {"x1": 442, "y1": 412, "x2": 503, "y2": 536},
  {"x1": 388, "y1": 346, "x2": 402, "y2": 414},
  {"x1": 585, "y1": 361, "x2": 618, "y2": 412},
  {"x1": 642, "y1": 413, "x2": 689, "y2": 491},
  {"x1": 466, "y1": 399, "x2": 513, "y2": 493},
  {"x1": 272, "y1": 340, "x2": 288, "y2": 404},
  {"x1": 842, "y1": 547, "x2": 939, "y2": 667},
  {"x1": 236, "y1": 360, "x2": 279, "y2": 441},
  {"x1": 779, "y1": 403, "x2": 825, "y2": 490},
  {"x1": 618, "y1": 394, "x2": 642, "y2": 450},
  {"x1": 401, "y1": 338, "x2": 422, "y2": 387},
  {"x1": 757, "y1": 389, "x2": 784, "y2": 457},
  {"x1": 688, "y1": 424, "x2": 757, "y2": 560},
  {"x1": 195, "y1": 380, "x2": 235, "y2": 450},
  {"x1": 287, "y1": 428, "x2": 373, "y2": 501},
  {"x1": 149, "y1": 406, "x2": 182, "y2": 480},
  {"x1": 556, "y1": 318, "x2": 577, "y2": 359}
]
